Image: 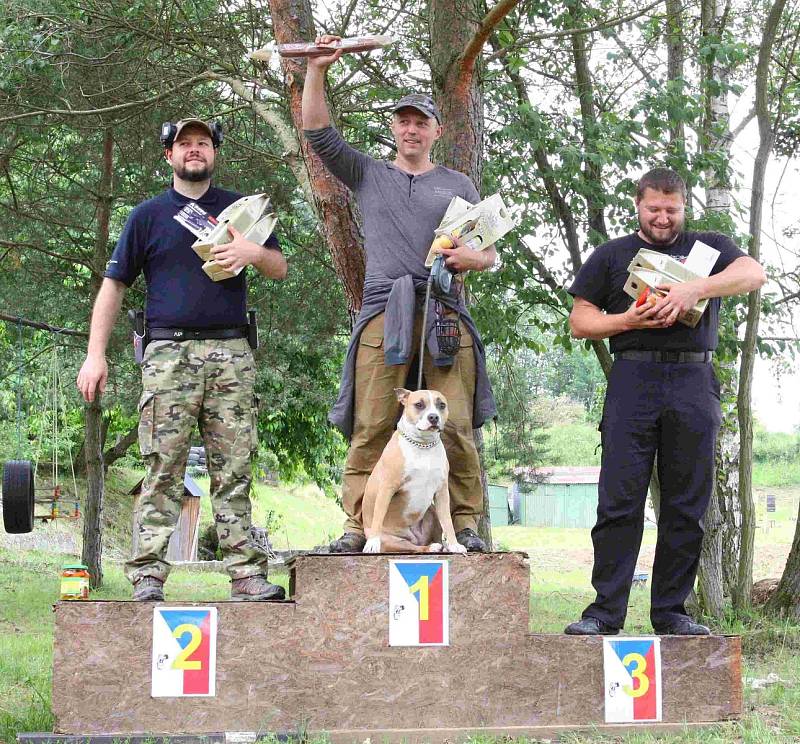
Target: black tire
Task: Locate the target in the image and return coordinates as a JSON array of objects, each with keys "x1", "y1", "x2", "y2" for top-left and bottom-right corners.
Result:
[{"x1": 2, "y1": 460, "x2": 35, "y2": 534}]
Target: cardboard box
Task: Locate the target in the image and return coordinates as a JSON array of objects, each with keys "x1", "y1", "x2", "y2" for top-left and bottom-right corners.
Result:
[
  {"x1": 174, "y1": 193, "x2": 277, "y2": 282},
  {"x1": 623, "y1": 240, "x2": 720, "y2": 327},
  {"x1": 424, "y1": 193, "x2": 515, "y2": 267}
]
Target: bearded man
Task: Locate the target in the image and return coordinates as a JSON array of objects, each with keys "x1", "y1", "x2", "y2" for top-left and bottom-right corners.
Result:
[
  {"x1": 77, "y1": 118, "x2": 287, "y2": 601},
  {"x1": 564, "y1": 168, "x2": 765, "y2": 636}
]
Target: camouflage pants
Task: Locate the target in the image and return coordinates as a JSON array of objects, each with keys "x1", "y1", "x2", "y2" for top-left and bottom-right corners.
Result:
[{"x1": 124, "y1": 338, "x2": 268, "y2": 584}]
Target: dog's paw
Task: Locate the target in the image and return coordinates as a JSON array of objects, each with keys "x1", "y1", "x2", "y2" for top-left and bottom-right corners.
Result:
[
  {"x1": 363, "y1": 537, "x2": 381, "y2": 553},
  {"x1": 427, "y1": 543, "x2": 443, "y2": 553},
  {"x1": 445, "y1": 542, "x2": 468, "y2": 554}
]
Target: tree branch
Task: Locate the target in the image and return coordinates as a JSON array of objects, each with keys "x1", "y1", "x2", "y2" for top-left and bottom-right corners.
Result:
[
  {"x1": 0, "y1": 72, "x2": 213, "y2": 124},
  {"x1": 0, "y1": 312, "x2": 88, "y2": 337},
  {"x1": 460, "y1": 0, "x2": 524, "y2": 78}
]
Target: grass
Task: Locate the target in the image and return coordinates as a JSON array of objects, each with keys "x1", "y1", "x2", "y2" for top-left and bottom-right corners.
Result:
[
  {"x1": 193, "y1": 476, "x2": 346, "y2": 552},
  {"x1": 2, "y1": 473, "x2": 800, "y2": 742}
]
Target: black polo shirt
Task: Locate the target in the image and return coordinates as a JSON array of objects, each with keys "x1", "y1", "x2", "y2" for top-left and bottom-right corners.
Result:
[
  {"x1": 105, "y1": 186, "x2": 280, "y2": 330},
  {"x1": 569, "y1": 231, "x2": 745, "y2": 353}
]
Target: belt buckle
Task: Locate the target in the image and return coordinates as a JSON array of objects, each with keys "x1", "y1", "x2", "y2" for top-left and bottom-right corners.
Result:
[{"x1": 661, "y1": 351, "x2": 680, "y2": 363}]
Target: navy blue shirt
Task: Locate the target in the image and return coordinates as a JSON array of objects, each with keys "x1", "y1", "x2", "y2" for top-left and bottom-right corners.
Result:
[
  {"x1": 104, "y1": 186, "x2": 280, "y2": 330},
  {"x1": 569, "y1": 231, "x2": 745, "y2": 353}
]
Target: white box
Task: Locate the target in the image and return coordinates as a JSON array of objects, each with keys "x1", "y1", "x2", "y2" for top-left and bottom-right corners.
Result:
[
  {"x1": 424, "y1": 193, "x2": 516, "y2": 267},
  {"x1": 623, "y1": 241, "x2": 720, "y2": 327}
]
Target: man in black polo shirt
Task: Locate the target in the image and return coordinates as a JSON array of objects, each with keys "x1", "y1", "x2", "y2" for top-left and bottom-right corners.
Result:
[
  {"x1": 77, "y1": 118, "x2": 288, "y2": 601},
  {"x1": 565, "y1": 168, "x2": 765, "y2": 635}
]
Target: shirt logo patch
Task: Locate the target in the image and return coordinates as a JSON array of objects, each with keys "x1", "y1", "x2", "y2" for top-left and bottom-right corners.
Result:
[{"x1": 433, "y1": 187, "x2": 454, "y2": 197}]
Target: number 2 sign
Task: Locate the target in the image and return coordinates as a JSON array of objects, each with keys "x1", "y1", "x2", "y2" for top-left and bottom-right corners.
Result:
[
  {"x1": 152, "y1": 607, "x2": 217, "y2": 697},
  {"x1": 603, "y1": 637, "x2": 662, "y2": 722}
]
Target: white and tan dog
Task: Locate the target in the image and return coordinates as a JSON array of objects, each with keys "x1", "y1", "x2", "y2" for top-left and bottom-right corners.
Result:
[{"x1": 362, "y1": 388, "x2": 468, "y2": 554}]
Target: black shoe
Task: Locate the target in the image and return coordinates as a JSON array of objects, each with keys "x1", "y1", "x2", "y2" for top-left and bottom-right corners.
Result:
[
  {"x1": 564, "y1": 617, "x2": 619, "y2": 635},
  {"x1": 653, "y1": 616, "x2": 710, "y2": 635},
  {"x1": 455, "y1": 528, "x2": 487, "y2": 553},
  {"x1": 328, "y1": 532, "x2": 366, "y2": 553}
]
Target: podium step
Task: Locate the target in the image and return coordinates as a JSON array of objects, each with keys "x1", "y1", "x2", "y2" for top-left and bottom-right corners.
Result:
[{"x1": 51, "y1": 553, "x2": 741, "y2": 738}]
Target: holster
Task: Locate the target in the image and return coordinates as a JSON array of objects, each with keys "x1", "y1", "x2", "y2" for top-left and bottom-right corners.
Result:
[
  {"x1": 247, "y1": 309, "x2": 258, "y2": 350},
  {"x1": 128, "y1": 309, "x2": 148, "y2": 365}
]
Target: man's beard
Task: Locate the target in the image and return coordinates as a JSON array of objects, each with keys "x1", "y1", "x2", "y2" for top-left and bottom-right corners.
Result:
[
  {"x1": 638, "y1": 216, "x2": 683, "y2": 245},
  {"x1": 174, "y1": 161, "x2": 213, "y2": 182}
]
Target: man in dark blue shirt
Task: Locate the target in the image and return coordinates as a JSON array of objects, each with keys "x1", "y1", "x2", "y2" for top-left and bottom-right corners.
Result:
[
  {"x1": 565, "y1": 168, "x2": 765, "y2": 635},
  {"x1": 77, "y1": 118, "x2": 287, "y2": 601}
]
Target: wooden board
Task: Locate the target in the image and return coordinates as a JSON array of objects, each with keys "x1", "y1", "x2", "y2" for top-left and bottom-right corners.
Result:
[{"x1": 51, "y1": 553, "x2": 741, "y2": 737}]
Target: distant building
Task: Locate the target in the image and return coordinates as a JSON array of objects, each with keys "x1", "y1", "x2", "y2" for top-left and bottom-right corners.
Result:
[{"x1": 508, "y1": 466, "x2": 656, "y2": 529}]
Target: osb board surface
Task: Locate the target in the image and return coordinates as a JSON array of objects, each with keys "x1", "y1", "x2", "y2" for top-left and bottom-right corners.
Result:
[{"x1": 53, "y1": 554, "x2": 740, "y2": 735}]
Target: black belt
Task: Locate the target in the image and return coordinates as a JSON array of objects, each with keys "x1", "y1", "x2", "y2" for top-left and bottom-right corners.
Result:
[
  {"x1": 148, "y1": 327, "x2": 247, "y2": 342},
  {"x1": 614, "y1": 350, "x2": 712, "y2": 363}
]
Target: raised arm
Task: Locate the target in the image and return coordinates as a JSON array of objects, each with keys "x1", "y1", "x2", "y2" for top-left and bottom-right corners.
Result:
[{"x1": 301, "y1": 35, "x2": 343, "y2": 130}]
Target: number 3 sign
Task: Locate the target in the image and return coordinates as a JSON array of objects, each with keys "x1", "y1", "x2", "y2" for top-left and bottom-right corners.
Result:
[
  {"x1": 603, "y1": 637, "x2": 662, "y2": 722},
  {"x1": 152, "y1": 607, "x2": 218, "y2": 697}
]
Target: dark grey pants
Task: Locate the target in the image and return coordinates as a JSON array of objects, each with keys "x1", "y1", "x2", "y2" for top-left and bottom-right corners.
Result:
[{"x1": 582, "y1": 358, "x2": 722, "y2": 629}]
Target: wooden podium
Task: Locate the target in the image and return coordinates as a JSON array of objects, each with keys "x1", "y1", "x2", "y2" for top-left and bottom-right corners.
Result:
[{"x1": 48, "y1": 553, "x2": 741, "y2": 741}]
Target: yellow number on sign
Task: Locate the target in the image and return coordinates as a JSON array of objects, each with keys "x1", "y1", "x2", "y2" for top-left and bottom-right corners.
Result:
[
  {"x1": 172, "y1": 623, "x2": 202, "y2": 671},
  {"x1": 408, "y1": 576, "x2": 430, "y2": 620},
  {"x1": 622, "y1": 652, "x2": 649, "y2": 698}
]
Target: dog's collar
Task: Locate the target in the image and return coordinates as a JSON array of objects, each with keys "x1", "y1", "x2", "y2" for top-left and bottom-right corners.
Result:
[{"x1": 398, "y1": 428, "x2": 439, "y2": 449}]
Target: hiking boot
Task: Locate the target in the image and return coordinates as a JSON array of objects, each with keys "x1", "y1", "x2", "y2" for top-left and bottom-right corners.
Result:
[
  {"x1": 133, "y1": 576, "x2": 164, "y2": 602},
  {"x1": 455, "y1": 527, "x2": 487, "y2": 553},
  {"x1": 328, "y1": 532, "x2": 366, "y2": 553},
  {"x1": 230, "y1": 575, "x2": 285, "y2": 601}
]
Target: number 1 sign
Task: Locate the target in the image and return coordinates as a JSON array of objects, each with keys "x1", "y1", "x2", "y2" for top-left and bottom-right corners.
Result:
[
  {"x1": 389, "y1": 560, "x2": 449, "y2": 646},
  {"x1": 151, "y1": 607, "x2": 218, "y2": 697}
]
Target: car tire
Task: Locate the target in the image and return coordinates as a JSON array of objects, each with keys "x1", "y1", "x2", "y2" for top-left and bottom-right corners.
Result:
[{"x1": 2, "y1": 460, "x2": 35, "y2": 534}]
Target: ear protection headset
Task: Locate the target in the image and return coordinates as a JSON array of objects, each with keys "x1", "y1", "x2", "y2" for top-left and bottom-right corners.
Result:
[{"x1": 160, "y1": 120, "x2": 224, "y2": 149}]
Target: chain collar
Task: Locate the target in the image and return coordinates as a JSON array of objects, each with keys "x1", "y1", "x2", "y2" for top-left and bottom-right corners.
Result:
[{"x1": 398, "y1": 429, "x2": 439, "y2": 449}]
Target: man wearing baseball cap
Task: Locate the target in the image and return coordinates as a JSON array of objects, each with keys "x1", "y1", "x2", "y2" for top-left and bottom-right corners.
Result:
[
  {"x1": 77, "y1": 116, "x2": 288, "y2": 601},
  {"x1": 302, "y1": 35, "x2": 497, "y2": 554}
]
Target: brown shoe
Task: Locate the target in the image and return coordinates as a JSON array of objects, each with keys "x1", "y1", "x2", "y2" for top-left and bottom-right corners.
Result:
[
  {"x1": 133, "y1": 576, "x2": 164, "y2": 601},
  {"x1": 230, "y1": 575, "x2": 285, "y2": 601},
  {"x1": 328, "y1": 532, "x2": 366, "y2": 553}
]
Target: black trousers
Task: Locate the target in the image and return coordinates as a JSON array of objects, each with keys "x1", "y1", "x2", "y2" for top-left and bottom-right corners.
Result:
[{"x1": 582, "y1": 358, "x2": 722, "y2": 629}]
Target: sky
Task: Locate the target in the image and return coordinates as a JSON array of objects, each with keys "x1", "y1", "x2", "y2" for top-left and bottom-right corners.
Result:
[{"x1": 727, "y1": 86, "x2": 800, "y2": 433}]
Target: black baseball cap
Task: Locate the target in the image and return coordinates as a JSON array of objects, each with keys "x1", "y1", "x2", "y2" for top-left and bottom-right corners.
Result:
[{"x1": 392, "y1": 94, "x2": 442, "y2": 124}]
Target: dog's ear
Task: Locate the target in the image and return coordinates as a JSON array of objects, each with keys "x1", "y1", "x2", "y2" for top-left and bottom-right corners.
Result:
[{"x1": 394, "y1": 388, "x2": 411, "y2": 404}]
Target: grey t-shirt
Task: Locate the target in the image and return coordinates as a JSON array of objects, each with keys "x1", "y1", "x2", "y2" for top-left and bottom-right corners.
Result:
[{"x1": 304, "y1": 126, "x2": 480, "y2": 282}]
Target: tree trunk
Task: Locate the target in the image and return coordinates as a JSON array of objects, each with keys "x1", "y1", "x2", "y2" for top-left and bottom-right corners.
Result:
[
  {"x1": 665, "y1": 0, "x2": 686, "y2": 162},
  {"x1": 696, "y1": 368, "x2": 740, "y2": 615},
  {"x1": 766, "y1": 499, "x2": 800, "y2": 618},
  {"x1": 701, "y1": 0, "x2": 733, "y2": 213},
  {"x1": 568, "y1": 2, "x2": 607, "y2": 243},
  {"x1": 266, "y1": 0, "x2": 366, "y2": 313},
  {"x1": 82, "y1": 396, "x2": 104, "y2": 588},
  {"x1": 734, "y1": 0, "x2": 786, "y2": 609},
  {"x1": 428, "y1": 0, "x2": 490, "y2": 546},
  {"x1": 695, "y1": 0, "x2": 740, "y2": 614},
  {"x1": 430, "y1": 0, "x2": 484, "y2": 183},
  {"x1": 80, "y1": 127, "x2": 113, "y2": 588}
]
